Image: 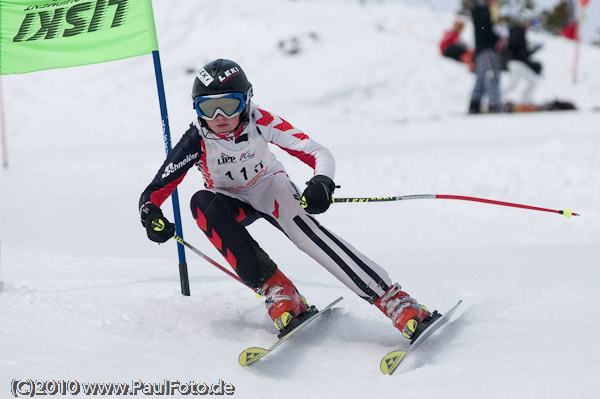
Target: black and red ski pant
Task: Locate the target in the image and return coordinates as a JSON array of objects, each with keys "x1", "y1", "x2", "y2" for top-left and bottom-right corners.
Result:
[{"x1": 190, "y1": 171, "x2": 392, "y2": 303}]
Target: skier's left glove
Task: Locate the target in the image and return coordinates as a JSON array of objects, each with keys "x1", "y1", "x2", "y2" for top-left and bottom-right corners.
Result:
[
  {"x1": 140, "y1": 202, "x2": 175, "y2": 243},
  {"x1": 301, "y1": 175, "x2": 336, "y2": 214}
]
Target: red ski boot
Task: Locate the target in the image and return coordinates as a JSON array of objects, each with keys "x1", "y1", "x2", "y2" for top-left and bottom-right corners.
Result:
[
  {"x1": 256, "y1": 269, "x2": 308, "y2": 333},
  {"x1": 374, "y1": 283, "x2": 430, "y2": 340}
]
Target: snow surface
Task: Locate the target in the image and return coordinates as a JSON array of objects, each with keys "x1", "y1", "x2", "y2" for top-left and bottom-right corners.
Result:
[{"x1": 1, "y1": 1, "x2": 600, "y2": 398}]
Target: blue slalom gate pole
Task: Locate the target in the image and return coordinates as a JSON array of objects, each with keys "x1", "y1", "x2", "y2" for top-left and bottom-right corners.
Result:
[{"x1": 151, "y1": 50, "x2": 190, "y2": 296}]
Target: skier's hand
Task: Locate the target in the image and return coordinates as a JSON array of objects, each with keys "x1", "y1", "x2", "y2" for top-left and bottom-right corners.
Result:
[
  {"x1": 301, "y1": 175, "x2": 336, "y2": 214},
  {"x1": 140, "y1": 203, "x2": 175, "y2": 243}
]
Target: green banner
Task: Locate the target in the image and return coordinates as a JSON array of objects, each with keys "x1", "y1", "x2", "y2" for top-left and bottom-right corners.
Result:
[{"x1": 0, "y1": 0, "x2": 158, "y2": 75}]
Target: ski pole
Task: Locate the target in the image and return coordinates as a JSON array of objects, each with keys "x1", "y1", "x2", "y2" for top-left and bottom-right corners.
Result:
[
  {"x1": 172, "y1": 234, "x2": 245, "y2": 285},
  {"x1": 332, "y1": 194, "x2": 579, "y2": 219}
]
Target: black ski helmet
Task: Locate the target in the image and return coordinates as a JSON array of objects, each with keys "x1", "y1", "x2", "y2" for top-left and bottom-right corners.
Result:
[{"x1": 192, "y1": 59, "x2": 253, "y2": 128}]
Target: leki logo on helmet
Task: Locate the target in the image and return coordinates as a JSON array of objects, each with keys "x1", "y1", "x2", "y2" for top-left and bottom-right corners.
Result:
[
  {"x1": 197, "y1": 68, "x2": 214, "y2": 87},
  {"x1": 218, "y1": 67, "x2": 241, "y2": 83}
]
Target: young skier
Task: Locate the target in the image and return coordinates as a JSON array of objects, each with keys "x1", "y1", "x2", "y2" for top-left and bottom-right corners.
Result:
[{"x1": 139, "y1": 59, "x2": 433, "y2": 339}]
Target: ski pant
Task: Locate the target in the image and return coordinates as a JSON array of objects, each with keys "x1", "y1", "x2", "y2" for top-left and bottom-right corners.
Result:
[
  {"x1": 504, "y1": 60, "x2": 538, "y2": 105},
  {"x1": 190, "y1": 171, "x2": 392, "y2": 303},
  {"x1": 470, "y1": 48, "x2": 502, "y2": 111}
]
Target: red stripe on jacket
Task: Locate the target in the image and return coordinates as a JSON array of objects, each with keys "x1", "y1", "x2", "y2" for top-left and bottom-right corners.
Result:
[
  {"x1": 150, "y1": 173, "x2": 187, "y2": 207},
  {"x1": 256, "y1": 109, "x2": 274, "y2": 126},
  {"x1": 274, "y1": 145, "x2": 316, "y2": 170}
]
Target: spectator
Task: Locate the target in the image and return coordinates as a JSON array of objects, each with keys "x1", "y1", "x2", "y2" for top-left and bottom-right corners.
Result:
[
  {"x1": 502, "y1": 19, "x2": 543, "y2": 105},
  {"x1": 468, "y1": 0, "x2": 507, "y2": 114},
  {"x1": 439, "y1": 17, "x2": 475, "y2": 71}
]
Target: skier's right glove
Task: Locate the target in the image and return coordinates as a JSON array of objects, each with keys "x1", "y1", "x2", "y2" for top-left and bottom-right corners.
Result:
[
  {"x1": 301, "y1": 175, "x2": 336, "y2": 214},
  {"x1": 140, "y1": 203, "x2": 175, "y2": 243}
]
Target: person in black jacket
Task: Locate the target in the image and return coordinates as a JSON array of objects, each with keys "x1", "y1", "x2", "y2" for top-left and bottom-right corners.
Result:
[
  {"x1": 504, "y1": 20, "x2": 542, "y2": 73},
  {"x1": 468, "y1": 0, "x2": 506, "y2": 114},
  {"x1": 502, "y1": 19, "x2": 543, "y2": 105}
]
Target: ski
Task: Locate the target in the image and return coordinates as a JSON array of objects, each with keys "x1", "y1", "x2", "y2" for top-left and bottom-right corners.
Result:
[
  {"x1": 380, "y1": 299, "x2": 462, "y2": 375},
  {"x1": 238, "y1": 296, "x2": 343, "y2": 366}
]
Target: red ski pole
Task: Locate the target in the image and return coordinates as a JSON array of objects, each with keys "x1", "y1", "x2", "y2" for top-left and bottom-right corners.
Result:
[
  {"x1": 332, "y1": 194, "x2": 579, "y2": 218},
  {"x1": 172, "y1": 234, "x2": 247, "y2": 286}
]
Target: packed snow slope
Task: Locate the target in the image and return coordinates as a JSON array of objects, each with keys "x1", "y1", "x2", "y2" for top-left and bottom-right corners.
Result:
[{"x1": 1, "y1": 1, "x2": 599, "y2": 398}]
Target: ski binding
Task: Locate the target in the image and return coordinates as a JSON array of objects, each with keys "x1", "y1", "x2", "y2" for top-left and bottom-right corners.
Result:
[
  {"x1": 238, "y1": 296, "x2": 343, "y2": 366},
  {"x1": 380, "y1": 299, "x2": 462, "y2": 375}
]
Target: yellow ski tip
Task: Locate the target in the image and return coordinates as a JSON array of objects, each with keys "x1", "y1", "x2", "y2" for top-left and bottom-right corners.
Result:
[
  {"x1": 239, "y1": 347, "x2": 269, "y2": 367},
  {"x1": 380, "y1": 350, "x2": 408, "y2": 375}
]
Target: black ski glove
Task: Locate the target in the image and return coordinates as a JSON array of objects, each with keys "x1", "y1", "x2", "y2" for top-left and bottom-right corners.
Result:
[
  {"x1": 301, "y1": 175, "x2": 336, "y2": 214},
  {"x1": 140, "y1": 203, "x2": 175, "y2": 243}
]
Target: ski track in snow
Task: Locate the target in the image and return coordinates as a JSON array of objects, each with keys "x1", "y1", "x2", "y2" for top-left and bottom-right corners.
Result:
[{"x1": 2, "y1": 1, "x2": 600, "y2": 398}]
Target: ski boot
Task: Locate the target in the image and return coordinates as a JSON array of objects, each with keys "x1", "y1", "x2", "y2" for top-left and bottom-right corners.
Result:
[
  {"x1": 256, "y1": 269, "x2": 309, "y2": 337},
  {"x1": 374, "y1": 283, "x2": 432, "y2": 341}
]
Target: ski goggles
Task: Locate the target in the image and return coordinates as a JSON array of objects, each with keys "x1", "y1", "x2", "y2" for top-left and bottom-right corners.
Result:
[{"x1": 193, "y1": 92, "x2": 246, "y2": 120}]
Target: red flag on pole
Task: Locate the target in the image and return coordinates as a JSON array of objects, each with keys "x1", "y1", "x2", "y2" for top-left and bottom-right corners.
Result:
[
  {"x1": 560, "y1": 0, "x2": 582, "y2": 40},
  {"x1": 560, "y1": 23, "x2": 579, "y2": 40}
]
